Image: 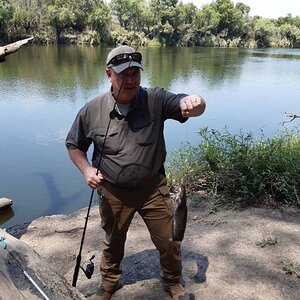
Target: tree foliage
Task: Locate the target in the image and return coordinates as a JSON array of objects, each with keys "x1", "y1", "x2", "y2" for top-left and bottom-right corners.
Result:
[
  {"x1": 0, "y1": 0, "x2": 14, "y2": 40},
  {"x1": 1, "y1": 0, "x2": 300, "y2": 47}
]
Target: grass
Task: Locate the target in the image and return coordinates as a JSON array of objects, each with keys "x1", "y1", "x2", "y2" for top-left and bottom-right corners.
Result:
[
  {"x1": 281, "y1": 260, "x2": 300, "y2": 278},
  {"x1": 255, "y1": 236, "x2": 278, "y2": 248},
  {"x1": 166, "y1": 127, "x2": 300, "y2": 208}
]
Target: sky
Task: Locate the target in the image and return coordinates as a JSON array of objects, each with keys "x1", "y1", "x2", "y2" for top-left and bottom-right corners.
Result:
[{"x1": 181, "y1": 0, "x2": 300, "y2": 19}]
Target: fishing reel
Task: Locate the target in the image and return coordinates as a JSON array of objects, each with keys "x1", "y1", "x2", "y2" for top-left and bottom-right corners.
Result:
[{"x1": 80, "y1": 255, "x2": 95, "y2": 279}]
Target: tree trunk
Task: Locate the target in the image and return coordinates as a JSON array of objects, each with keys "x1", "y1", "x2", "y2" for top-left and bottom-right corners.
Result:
[{"x1": 0, "y1": 37, "x2": 34, "y2": 63}]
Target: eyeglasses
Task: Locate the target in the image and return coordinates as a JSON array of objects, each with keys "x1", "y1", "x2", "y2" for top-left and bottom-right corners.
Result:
[{"x1": 107, "y1": 52, "x2": 142, "y2": 66}]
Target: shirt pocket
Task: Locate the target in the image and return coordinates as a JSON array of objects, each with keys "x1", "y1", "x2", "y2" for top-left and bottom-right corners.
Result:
[
  {"x1": 92, "y1": 126, "x2": 120, "y2": 154},
  {"x1": 134, "y1": 116, "x2": 156, "y2": 147}
]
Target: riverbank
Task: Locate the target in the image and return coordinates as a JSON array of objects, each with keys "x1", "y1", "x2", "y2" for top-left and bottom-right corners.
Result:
[{"x1": 6, "y1": 193, "x2": 300, "y2": 299}]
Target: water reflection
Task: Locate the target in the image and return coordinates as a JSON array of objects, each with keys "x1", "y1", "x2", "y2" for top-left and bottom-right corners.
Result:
[
  {"x1": 0, "y1": 208, "x2": 14, "y2": 226},
  {"x1": 246, "y1": 48, "x2": 300, "y2": 60},
  {"x1": 0, "y1": 45, "x2": 110, "y2": 105},
  {"x1": 1, "y1": 46, "x2": 261, "y2": 95},
  {"x1": 34, "y1": 172, "x2": 86, "y2": 216},
  {"x1": 143, "y1": 47, "x2": 249, "y2": 89},
  {"x1": 2, "y1": 45, "x2": 299, "y2": 97}
]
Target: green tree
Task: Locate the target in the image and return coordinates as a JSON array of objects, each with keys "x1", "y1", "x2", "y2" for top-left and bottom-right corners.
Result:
[
  {"x1": 87, "y1": 1, "x2": 111, "y2": 41},
  {"x1": 189, "y1": 4, "x2": 220, "y2": 45},
  {"x1": 253, "y1": 18, "x2": 274, "y2": 47},
  {"x1": 10, "y1": 7, "x2": 43, "y2": 39},
  {"x1": 279, "y1": 23, "x2": 300, "y2": 47},
  {"x1": 212, "y1": 0, "x2": 244, "y2": 37},
  {"x1": 10, "y1": 8, "x2": 28, "y2": 38},
  {"x1": 277, "y1": 14, "x2": 300, "y2": 29},
  {"x1": 110, "y1": 0, "x2": 146, "y2": 31},
  {"x1": 176, "y1": 2, "x2": 197, "y2": 25},
  {"x1": 149, "y1": 0, "x2": 178, "y2": 25},
  {"x1": 235, "y1": 2, "x2": 250, "y2": 16},
  {"x1": 0, "y1": 0, "x2": 14, "y2": 41},
  {"x1": 48, "y1": 1, "x2": 76, "y2": 43},
  {"x1": 1, "y1": 0, "x2": 300, "y2": 47},
  {"x1": 150, "y1": 0, "x2": 181, "y2": 45},
  {"x1": 48, "y1": 0, "x2": 101, "y2": 43},
  {"x1": 173, "y1": 2, "x2": 197, "y2": 45},
  {"x1": 68, "y1": 0, "x2": 96, "y2": 32}
]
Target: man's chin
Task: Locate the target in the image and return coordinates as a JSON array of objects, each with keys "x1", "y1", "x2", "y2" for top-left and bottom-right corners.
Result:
[{"x1": 118, "y1": 90, "x2": 137, "y2": 102}]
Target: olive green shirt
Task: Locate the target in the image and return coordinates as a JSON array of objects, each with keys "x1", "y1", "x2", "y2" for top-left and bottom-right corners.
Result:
[{"x1": 65, "y1": 87, "x2": 187, "y2": 188}]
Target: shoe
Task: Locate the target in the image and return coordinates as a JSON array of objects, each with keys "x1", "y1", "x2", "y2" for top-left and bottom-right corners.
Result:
[
  {"x1": 92, "y1": 283, "x2": 122, "y2": 300},
  {"x1": 163, "y1": 283, "x2": 185, "y2": 299},
  {"x1": 92, "y1": 286, "x2": 114, "y2": 300}
]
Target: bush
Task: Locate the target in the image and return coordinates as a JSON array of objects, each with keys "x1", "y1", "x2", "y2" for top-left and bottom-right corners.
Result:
[
  {"x1": 166, "y1": 128, "x2": 300, "y2": 207},
  {"x1": 166, "y1": 143, "x2": 205, "y2": 191}
]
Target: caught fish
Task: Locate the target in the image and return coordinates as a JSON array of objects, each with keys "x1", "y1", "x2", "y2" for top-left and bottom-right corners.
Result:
[{"x1": 171, "y1": 185, "x2": 187, "y2": 242}]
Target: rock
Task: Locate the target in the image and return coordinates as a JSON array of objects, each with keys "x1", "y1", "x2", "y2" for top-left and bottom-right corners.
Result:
[
  {"x1": 0, "y1": 228, "x2": 85, "y2": 300},
  {"x1": 0, "y1": 198, "x2": 13, "y2": 210},
  {"x1": 4, "y1": 200, "x2": 300, "y2": 300}
]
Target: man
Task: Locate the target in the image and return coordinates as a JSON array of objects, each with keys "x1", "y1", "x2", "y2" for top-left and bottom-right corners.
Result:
[{"x1": 65, "y1": 45, "x2": 206, "y2": 300}]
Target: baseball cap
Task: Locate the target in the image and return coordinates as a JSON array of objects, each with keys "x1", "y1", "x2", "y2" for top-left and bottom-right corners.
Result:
[{"x1": 106, "y1": 45, "x2": 143, "y2": 73}]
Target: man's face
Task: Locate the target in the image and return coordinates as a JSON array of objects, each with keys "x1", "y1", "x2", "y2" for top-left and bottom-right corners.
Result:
[{"x1": 106, "y1": 67, "x2": 141, "y2": 104}]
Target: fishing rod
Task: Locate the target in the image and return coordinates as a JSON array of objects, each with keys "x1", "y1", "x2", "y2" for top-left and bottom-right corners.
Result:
[
  {"x1": 0, "y1": 236, "x2": 51, "y2": 300},
  {"x1": 72, "y1": 49, "x2": 138, "y2": 287}
]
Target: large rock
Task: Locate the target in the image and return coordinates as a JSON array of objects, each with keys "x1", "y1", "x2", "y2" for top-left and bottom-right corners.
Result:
[{"x1": 0, "y1": 228, "x2": 85, "y2": 300}]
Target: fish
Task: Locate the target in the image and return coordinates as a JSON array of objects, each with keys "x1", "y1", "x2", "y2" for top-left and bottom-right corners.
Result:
[{"x1": 172, "y1": 185, "x2": 187, "y2": 242}]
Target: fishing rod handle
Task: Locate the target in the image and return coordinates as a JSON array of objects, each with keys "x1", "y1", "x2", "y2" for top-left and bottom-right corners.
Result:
[{"x1": 72, "y1": 254, "x2": 81, "y2": 287}]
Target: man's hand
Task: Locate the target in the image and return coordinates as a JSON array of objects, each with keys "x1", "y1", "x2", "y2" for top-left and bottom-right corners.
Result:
[
  {"x1": 68, "y1": 148, "x2": 103, "y2": 189},
  {"x1": 180, "y1": 95, "x2": 206, "y2": 118},
  {"x1": 83, "y1": 166, "x2": 103, "y2": 189}
]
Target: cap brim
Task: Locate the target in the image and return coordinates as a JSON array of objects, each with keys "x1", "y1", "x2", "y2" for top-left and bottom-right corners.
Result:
[{"x1": 111, "y1": 61, "x2": 143, "y2": 73}]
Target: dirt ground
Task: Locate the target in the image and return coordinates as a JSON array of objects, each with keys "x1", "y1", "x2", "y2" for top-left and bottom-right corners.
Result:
[{"x1": 8, "y1": 193, "x2": 300, "y2": 300}]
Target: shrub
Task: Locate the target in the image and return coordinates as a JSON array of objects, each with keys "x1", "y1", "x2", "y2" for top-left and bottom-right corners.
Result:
[{"x1": 166, "y1": 128, "x2": 300, "y2": 207}]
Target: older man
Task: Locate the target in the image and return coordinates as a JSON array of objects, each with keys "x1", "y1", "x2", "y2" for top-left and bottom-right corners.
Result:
[{"x1": 66, "y1": 45, "x2": 206, "y2": 300}]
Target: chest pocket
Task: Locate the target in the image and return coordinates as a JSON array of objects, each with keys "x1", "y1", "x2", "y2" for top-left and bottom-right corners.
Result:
[
  {"x1": 134, "y1": 117, "x2": 156, "y2": 146},
  {"x1": 92, "y1": 126, "x2": 120, "y2": 154}
]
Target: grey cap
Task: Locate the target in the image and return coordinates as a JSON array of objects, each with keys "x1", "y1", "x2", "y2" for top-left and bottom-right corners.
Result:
[{"x1": 106, "y1": 45, "x2": 143, "y2": 73}]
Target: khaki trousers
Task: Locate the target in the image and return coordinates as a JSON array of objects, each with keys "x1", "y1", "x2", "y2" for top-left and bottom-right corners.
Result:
[{"x1": 97, "y1": 175, "x2": 182, "y2": 292}]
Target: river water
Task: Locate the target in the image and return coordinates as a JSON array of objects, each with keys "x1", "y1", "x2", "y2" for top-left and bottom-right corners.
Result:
[{"x1": 0, "y1": 45, "x2": 299, "y2": 227}]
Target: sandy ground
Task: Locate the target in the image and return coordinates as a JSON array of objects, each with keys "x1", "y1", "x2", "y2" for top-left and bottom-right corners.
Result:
[{"x1": 7, "y1": 194, "x2": 300, "y2": 300}]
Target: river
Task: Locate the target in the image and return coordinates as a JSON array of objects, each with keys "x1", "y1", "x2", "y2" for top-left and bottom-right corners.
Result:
[{"x1": 0, "y1": 45, "x2": 299, "y2": 227}]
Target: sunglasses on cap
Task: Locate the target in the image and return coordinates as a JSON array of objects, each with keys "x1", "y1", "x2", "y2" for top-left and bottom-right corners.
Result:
[{"x1": 107, "y1": 52, "x2": 142, "y2": 67}]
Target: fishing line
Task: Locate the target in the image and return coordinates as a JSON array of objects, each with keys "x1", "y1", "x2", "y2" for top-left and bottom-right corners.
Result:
[
  {"x1": 0, "y1": 236, "x2": 51, "y2": 300},
  {"x1": 72, "y1": 50, "x2": 137, "y2": 287}
]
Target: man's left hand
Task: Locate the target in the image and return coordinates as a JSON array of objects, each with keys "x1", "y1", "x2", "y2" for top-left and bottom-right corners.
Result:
[{"x1": 180, "y1": 95, "x2": 206, "y2": 118}]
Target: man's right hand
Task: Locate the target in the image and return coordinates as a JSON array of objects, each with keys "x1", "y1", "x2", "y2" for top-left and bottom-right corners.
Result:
[
  {"x1": 68, "y1": 148, "x2": 103, "y2": 189},
  {"x1": 83, "y1": 166, "x2": 103, "y2": 189}
]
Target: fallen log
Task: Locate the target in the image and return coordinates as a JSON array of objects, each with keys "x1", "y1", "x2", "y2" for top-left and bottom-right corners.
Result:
[{"x1": 0, "y1": 37, "x2": 34, "y2": 63}]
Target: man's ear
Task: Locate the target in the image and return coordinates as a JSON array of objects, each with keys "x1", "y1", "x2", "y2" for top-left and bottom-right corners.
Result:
[{"x1": 106, "y1": 68, "x2": 112, "y2": 80}]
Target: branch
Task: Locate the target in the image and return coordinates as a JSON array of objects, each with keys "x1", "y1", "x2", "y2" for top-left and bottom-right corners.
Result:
[
  {"x1": 283, "y1": 112, "x2": 300, "y2": 124},
  {"x1": 0, "y1": 37, "x2": 34, "y2": 63}
]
